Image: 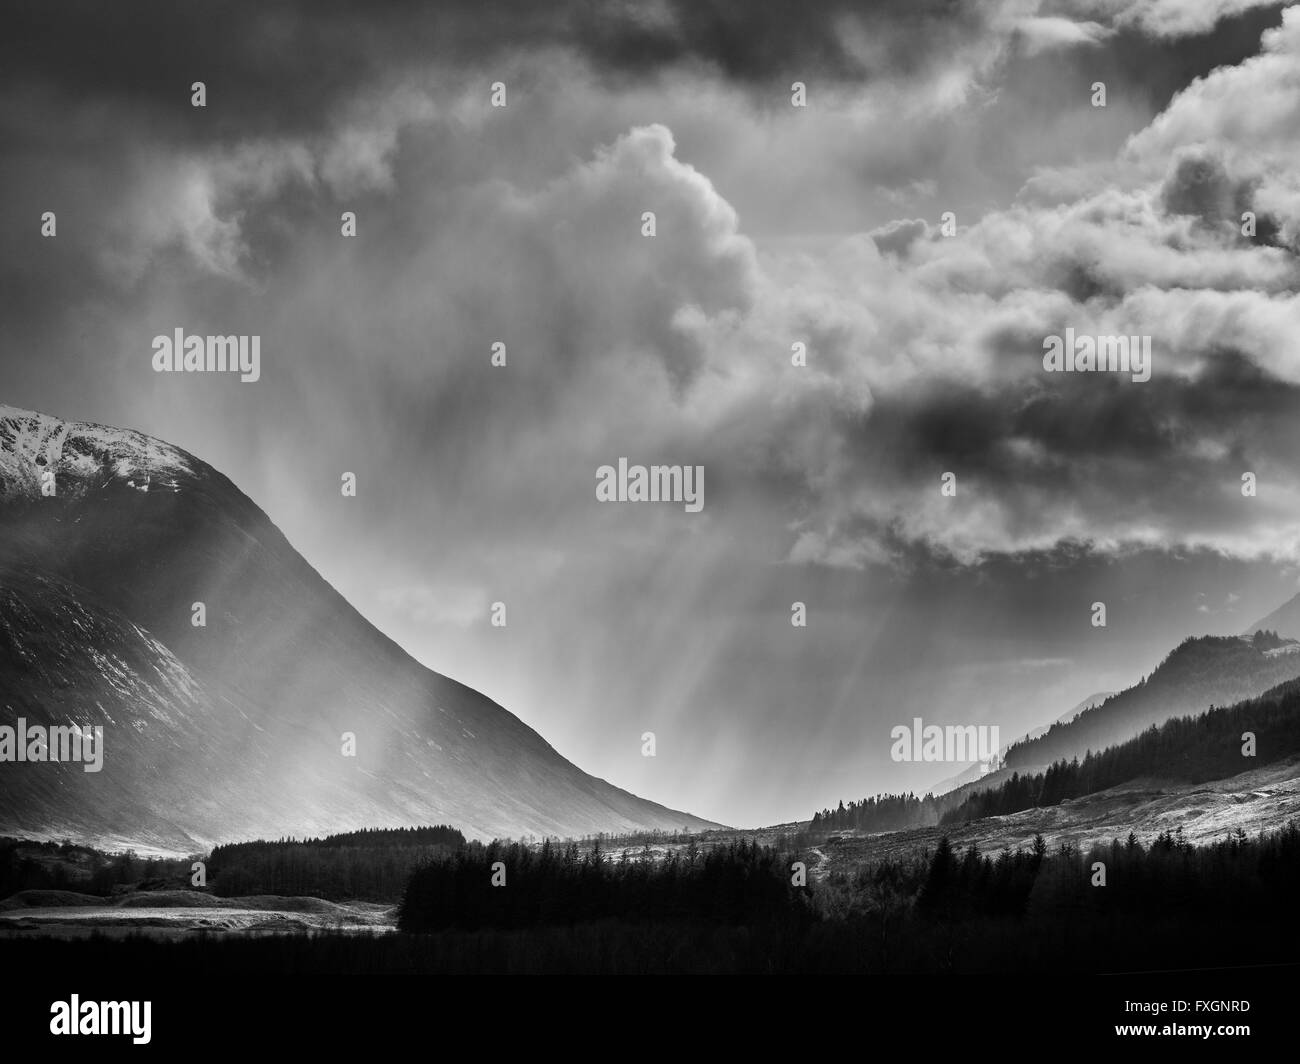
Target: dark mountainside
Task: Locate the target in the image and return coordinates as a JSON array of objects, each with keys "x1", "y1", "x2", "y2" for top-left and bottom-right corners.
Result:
[
  {"x1": 816, "y1": 631, "x2": 1300, "y2": 835},
  {"x1": 1000, "y1": 633, "x2": 1300, "y2": 771},
  {"x1": 925, "y1": 690, "x2": 1113, "y2": 797},
  {"x1": 0, "y1": 404, "x2": 721, "y2": 852},
  {"x1": 943, "y1": 675, "x2": 1300, "y2": 824}
]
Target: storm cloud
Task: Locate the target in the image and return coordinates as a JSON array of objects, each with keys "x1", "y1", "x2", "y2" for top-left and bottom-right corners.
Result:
[{"x1": 4, "y1": 0, "x2": 1299, "y2": 826}]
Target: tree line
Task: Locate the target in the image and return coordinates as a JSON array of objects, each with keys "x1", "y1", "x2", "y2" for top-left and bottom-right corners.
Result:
[
  {"x1": 941, "y1": 677, "x2": 1300, "y2": 824},
  {"x1": 397, "y1": 838, "x2": 812, "y2": 931},
  {"x1": 1002, "y1": 632, "x2": 1300, "y2": 770},
  {"x1": 814, "y1": 672, "x2": 1300, "y2": 836},
  {"x1": 208, "y1": 826, "x2": 465, "y2": 900},
  {"x1": 811, "y1": 792, "x2": 940, "y2": 834},
  {"x1": 0, "y1": 838, "x2": 193, "y2": 898}
]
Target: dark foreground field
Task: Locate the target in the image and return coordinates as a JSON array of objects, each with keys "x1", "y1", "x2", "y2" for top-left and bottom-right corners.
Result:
[
  {"x1": 5, "y1": 822, "x2": 1299, "y2": 974},
  {"x1": 6, "y1": 906, "x2": 1300, "y2": 975},
  {"x1": 4, "y1": 829, "x2": 1299, "y2": 974}
]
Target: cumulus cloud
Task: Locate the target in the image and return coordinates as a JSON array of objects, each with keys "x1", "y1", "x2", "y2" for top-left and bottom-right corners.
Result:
[
  {"x1": 1014, "y1": 15, "x2": 1115, "y2": 53},
  {"x1": 1110, "y1": 0, "x2": 1286, "y2": 37},
  {"x1": 866, "y1": 217, "x2": 935, "y2": 258},
  {"x1": 5, "y1": 0, "x2": 1300, "y2": 822},
  {"x1": 11, "y1": 4, "x2": 1300, "y2": 573}
]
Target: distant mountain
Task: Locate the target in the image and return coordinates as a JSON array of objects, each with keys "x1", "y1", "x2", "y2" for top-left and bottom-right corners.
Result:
[
  {"x1": 1054, "y1": 691, "x2": 1114, "y2": 728},
  {"x1": 1001, "y1": 633, "x2": 1300, "y2": 772},
  {"x1": 927, "y1": 692, "x2": 1112, "y2": 797},
  {"x1": 815, "y1": 753, "x2": 1300, "y2": 869},
  {"x1": 821, "y1": 656, "x2": 1300, "y2": 841},
  {"x1": 0, "y1": 404, "x2": 722, "y2": 852},
  {"x1": 1245, "y1": 592, "x2": 1300, "y2": 640},
  {"x1": 942, "y1": 674, "x2": 1300, "y2": 825}
]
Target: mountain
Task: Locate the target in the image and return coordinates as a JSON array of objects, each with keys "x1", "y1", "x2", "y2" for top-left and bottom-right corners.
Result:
[
  {"x1": 946, "y1": 674, "x2": 1300, "y2": 823},
  {"x1": 0, "y1": 404, "x2": 722, "y2": 852},
  {"x1": 1053, "y1": 691, "x2": 1114, "y2": 728},
  {"x1": 1000, "y1": 633, "x2": 1300, "y2": 772},
  {"x1": 1245, "y1": 592, "x2": 1300, "y2": 640},
  {"x1": 926, "y1": 691, "x2": 1113, "y2": 797},
  {"x1": 816, "y1": 753, "x2": 1300, "y2": 871}
]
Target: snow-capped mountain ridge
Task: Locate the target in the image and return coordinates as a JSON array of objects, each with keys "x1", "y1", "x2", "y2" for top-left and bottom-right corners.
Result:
[
  {"x1": 0, "y1": 405, "x2": 193, "y2": 500},
  {"x1": 0, "y1": 404, "x2": 721, "y2": 851}
]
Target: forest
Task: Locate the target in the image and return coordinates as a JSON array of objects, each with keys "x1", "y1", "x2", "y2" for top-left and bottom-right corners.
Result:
[
  {"x1": 0, "y1": 837, "x2": 192, "y2": 898},
  {"x1": 397, "y1": 838, "x2": 809, "y2": 931},
  {"x1": 207, "y1": 825, "x2": 465, "y2": 900},
  {"x1": 810, "y1": 791, "x2": 940, "y2": 835},
  {"x1": 815, "y1": 669, "x2": 1300, "y2": 835},
  {"x1": 1002, "y1": 632, "x2": 1300, "y2": 770},
  {"x1": 7, "y1": 820, "x2": 1299, "y2": 974},
  {"x1": 941, "y1": 677, "x2": 1300, "y2": 824},
  {"x1": 0, "y1": 826, "x2": 466, "y2": 902}
]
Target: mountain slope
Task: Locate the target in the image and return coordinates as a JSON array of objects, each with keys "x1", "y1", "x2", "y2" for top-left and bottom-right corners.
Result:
[
  {"x1": 816, "y1": 754, "x2": 1300, "y2": 871},
  {"x1": 0, "y1": 404, "x2": 721, "y2": 851},
  {"x1": 926, "y1": 691, "x2": 1113, "y2": 797},
  {"x1": 1001, "y1": 634, "x2": 1300, "y2": 772},
  {"x1": 1246, "y1": 592, "x2": 1300, "y2": 639}
]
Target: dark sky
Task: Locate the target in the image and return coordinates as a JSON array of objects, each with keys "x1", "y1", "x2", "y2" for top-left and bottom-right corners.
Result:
[{"x1": 3, "y1": 0, "x2": 1300, "y2": 826}]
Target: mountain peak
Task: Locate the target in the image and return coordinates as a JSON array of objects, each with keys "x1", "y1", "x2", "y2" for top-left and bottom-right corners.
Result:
[
  {"x1": 0, "y1": 404, "x2": 194, "y2": 501},
  {"x1": 0, "y1": 402, "x2": 721, "y2": 849},
  {"x1": 1245, "y1": 592, "x2": 1300, "y2": 641},
  {"x1": 1001, "y1": 632, "x2": 1300, "y2": 772}
]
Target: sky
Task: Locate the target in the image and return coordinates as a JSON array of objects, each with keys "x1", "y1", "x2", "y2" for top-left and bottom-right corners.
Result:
[{"x1": 4, "y1": 0, "x2": 1300, "y2": 827}]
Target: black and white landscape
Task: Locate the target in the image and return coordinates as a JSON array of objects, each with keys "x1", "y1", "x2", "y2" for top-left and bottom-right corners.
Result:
[
  {"x1": 3, "y1": 0, "x2": 1300, "y2": 1007},
  {"x1": 0, "y1": 405, "x2": 718, "y2": 849}
]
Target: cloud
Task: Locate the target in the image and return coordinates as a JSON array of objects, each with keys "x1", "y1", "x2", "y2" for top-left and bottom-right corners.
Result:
[
  {"x1": 1112, "y1": 0, "x2": 1287, "y2": 38},
  {"x1": 10, "y1": 3, "x2": 1300, "y2": 573},
  {"x1": 868, "y1": 217, "x2": 934, "y2": 257},
  {"x1": 1015, "y1": 16, "x2": 1114, "y2": 54},
  {"x1": 5, "y1": 0, "x2": 1300, "y2": 823}
]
